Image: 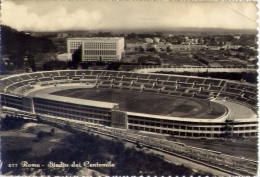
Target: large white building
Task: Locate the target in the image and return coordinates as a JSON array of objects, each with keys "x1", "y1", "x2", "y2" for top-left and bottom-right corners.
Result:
[{"x1": 67, "y1": 37, "x2": 125, "y2": 62}]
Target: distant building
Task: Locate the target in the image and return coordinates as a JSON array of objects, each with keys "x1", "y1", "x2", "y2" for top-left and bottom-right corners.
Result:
[
  {"x1": 144, "y1": 38, "x2": 153, "y2": 43},
  {"x1": 57, "y1": 33, "x2": 69, "y2": 38},
  {"x1": 153, "y1": 37, "x2": 160, "y2": 43},
  {"x1": 67, "y1": 37, "x2": 125, "y2": 62},
  {"x1": 234, "y1": 36, "x2": 241, "y2": 39},
  {"x1": 207, "y1": 46, "x2": 220, "y2": 51}
]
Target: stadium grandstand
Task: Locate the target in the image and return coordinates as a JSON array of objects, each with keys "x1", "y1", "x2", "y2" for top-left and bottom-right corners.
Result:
[{"x1": 0, "y1": 70, "x2": 258, "y2": 138}]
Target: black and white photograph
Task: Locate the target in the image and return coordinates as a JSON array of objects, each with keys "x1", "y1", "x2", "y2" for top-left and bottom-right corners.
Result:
[{"x1": 0, "y1": 1, "x2": 258, "y2": 176}]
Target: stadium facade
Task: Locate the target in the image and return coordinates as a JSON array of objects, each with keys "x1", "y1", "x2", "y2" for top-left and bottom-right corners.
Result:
[
  {"x1": 67, "y1": 37, "x2": 125, "y2": 62},
  {"x1": 1, "y1": 70, "x2": 258, "y2": 138}
]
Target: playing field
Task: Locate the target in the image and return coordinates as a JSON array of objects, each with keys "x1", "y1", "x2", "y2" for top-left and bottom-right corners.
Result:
[{"x1": 51, "y1": 88, "x2": 226, "y2": 119}]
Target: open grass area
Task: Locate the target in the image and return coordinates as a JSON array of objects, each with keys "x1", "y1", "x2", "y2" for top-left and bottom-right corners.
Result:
[{"x1": 50, "y1": 88, "x2": 226, "y2": 119}]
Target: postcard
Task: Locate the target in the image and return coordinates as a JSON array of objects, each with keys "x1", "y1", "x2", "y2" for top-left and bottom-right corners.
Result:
[{"x1": 0, "y1": 1, "x2": 258, "y2": 176}]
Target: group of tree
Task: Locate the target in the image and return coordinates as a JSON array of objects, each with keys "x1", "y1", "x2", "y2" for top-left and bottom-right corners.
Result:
[
  {"x1": 126, "y1": 32, "x2": 163, "y2": 40},
  {"x1": 1, "y1": 25, "x2": 57, "y2": 70}
]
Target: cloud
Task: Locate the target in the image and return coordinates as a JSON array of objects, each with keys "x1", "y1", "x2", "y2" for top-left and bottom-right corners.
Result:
[
  {"x1": 1, "y1": 1, "x2": 258, "y2": 32},
  {"x1": 2, "y1": 2, "x2": 104, "y2": 32}
]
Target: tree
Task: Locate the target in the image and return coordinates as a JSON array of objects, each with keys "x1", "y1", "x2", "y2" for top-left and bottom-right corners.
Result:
[
  {"x1": 146, "y1": 47, "x2": 157, "y2": 52},
  {"x1": 37, "y1": 131, "x2": 44, "y2": 139},
  {"x1": 166, "y1": 46, "x2": 173, "y2": 52},
  {"x1": 50, "y1": 128, "x2": 56, "y2": 136},
  {"x1": 139, "y1": 47, "x2": 145, "y2": 52}
]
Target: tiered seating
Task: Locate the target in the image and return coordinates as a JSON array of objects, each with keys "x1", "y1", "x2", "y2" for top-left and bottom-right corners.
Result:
[
  {"x1": 40, "y1": 83, "x2": 50, "y2": 86},
  {"x1": 83, "y1": 75, "x2": 97, "y2": 80},
  {"x1": 193, "y1": 94, "x2": 210, "y2": 99},
  {"x1": 131, "y1": 83, "x2": 142, "y2": 87},
  {"x1": 246, "y1": 87, "x2": 256, "y2": 93},
  {"x1": 148, "y1": 74, "x2": 170, "y2": 81},
  {"x1": 181, "y1": 92, "x2": 193, "y2": 97},
  {"x1": 12, "y1": 82, "x2": 24, "y2": 88},
  {"x1": 226, "y1": 83, "x2": 239, "y2": 89},
  {"x1": 59, "y1": 70, "x2": 76, "y2": 76},
  {"x1": 153, "y1": 85, "x2": 163, "y2": 90},
  {"x1": 187, "y1": 77, "x2": 205, "y2": 84},
  {"x1": 159, "y1": 90, "x2": 171, "y2": 95},
  {"x1": 83, "y1": 81, "x2": 96, "y2": 84},
  {"x1": 1, "y1": 79, "x2": 14, "y2": 86},
  {"x1": 19, "y1": 80, "x2": 34, "y2": 85},
  {"x1": 235, "y1": 97, "x2": 248, "y2": 103},
  {"x1": 92, "y1": 70, "x2": 104, "y2": 76},
  {"x1": 42, "y1": 71, "x2": 59, "y2": 77},
  {"x1": 143, "y1": 84, "x2": 153, "y2": 89},
  {"x1": 122, "y1": 82, "x2": 132, "y2": 87},
  {"x1": 19, "y1": 74, "x2": 32, "y2": 80},
  {"x1": 16, "y1": 85, "x2": 34, "y2": 94},
  {"x1": 111, "y1": 85, "x2": 121, "y2": 89},
  {"x1": 117, "y1": 72, "x2": 133, "y2": 78},
  {"x1": 162, "y1": 81, "x2": 176, "y2": 87},
  {"x1": 58, "y1": 81, "x2": 70, "y2": 84},
  {"x1": 132, "y1": 73, "x2": 150, "y2": 79},
  {"x1": 104, "y1": 71, "x2": 119, "y2": 77},
  {"x1": 168, "y1": 76, "x2": 188, "y2": 83},
  {"x1": 219, "y1": 80, "x2": 226, "y2": 87},
  {"x1": 246, "y1": 99, "x2": 257, "y2": 107},
  {"x1": 204, "y1": 79, "x2": 221, "y2": 86},
  {"x1": 218, "y1": 93, "x2": 237, "y2": 99},
  {"x1": 99, "y1": 76, "x2": 110, "y2": 80},
  {"x1": 243, "y1": 91, "x2": 256, "y2": 98},
  {"x1": 199, "y1": 91, "x2": 212, "y2": 95},
  {"x1": 149, "y1": 80, "x2": 163, "y2": 85},
  {"x1": 101, "y1": 80, "x2": 112, "y2": 84},
  {"x1": 237, "y1": 85, "x2": 248, "y2": 90},
  {"x1": 39, "y1": 77, "x2": 53, "y2": 82},
  {"x1": 6, "y1": 86, "x2": 17, "y2": 93},
  {"x1": 175, "y1": 88, "x2": 187, "y2": 92},
  {"x1": 143, "y1": 88, "x2": 158, "y2": 93},
  {"x1": 131, "y1": 88, "x2": 142, "y2": 92},
  {"x1": 121, "y1": 87, "x2": 131, "y2": 91},
  {"x1": 98, "y1": 85, "x2": 111, "y2": 89},
  {"x1": 164, "y1": 87, "x2": 176, "y2": 91},
  {"x1": 224, "y1": 88, "x2": 242, "y2": 94},
  {"x1": 70, "y1": 80, "x2": 81, "y2": 84},
  {"x1": 193, "y1": 84, "x2": 204, "y2": 89},
  {"x1": 208, "y1": 86, "x2": 223, "y2": 92},
  {"x1": 30, "y1": 73, "x2": 44, "y2": 79},
  {"x1": 8, "y1": 76, "x2": 21, "y2": 83},
  {"x1": 53, "y1": 76, "x2": 68, "y2": 80},
  {"x1": 136, "y1": 79, "x2": 150, "y2": 84},
  {"x1": 169, "y1": 92, "x2": 181, "y2": 96},
  {"x1": 122, "y1": 78, "x2": 135, "y2": 82},
  {"x1": 179, "y1": 83, "x2": 193, "y2": 88}
]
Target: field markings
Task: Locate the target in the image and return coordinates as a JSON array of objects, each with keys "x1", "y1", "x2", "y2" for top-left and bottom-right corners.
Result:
[
  {"x1": 151, "y1": 100, "x2": 168, "y2": 110},
  {"x1": 167, "y1": 100, "x2": 189, "y2": 116}
]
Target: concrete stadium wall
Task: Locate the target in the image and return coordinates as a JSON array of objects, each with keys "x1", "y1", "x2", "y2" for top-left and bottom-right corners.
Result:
[{"x1": 133, "y1": 67, "x2": 257, "y2": 73}]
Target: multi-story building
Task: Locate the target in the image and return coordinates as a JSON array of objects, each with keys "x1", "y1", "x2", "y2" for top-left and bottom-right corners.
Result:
[{"x1": 67, "y1": 37, "x2": 125, "y2": 62}]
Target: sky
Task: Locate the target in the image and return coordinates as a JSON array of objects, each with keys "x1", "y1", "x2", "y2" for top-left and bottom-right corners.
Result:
[{"x1": 1, "y1": 1, "x2": 258, "y2": 32}]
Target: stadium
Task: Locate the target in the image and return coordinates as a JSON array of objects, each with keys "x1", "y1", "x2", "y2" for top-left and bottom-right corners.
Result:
[{"x1": 0, "y1": 70, "x2": 258, "y2": 138}]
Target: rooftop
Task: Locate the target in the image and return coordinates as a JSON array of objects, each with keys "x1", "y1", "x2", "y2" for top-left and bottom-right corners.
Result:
[{"x1": 67, "y1": 37, "x2": 124, "y2": 41}]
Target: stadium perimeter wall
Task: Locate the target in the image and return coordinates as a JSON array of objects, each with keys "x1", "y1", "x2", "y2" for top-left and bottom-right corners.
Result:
[{"x1": 0, "y1": 70, "x2": 258, "y2": 138}]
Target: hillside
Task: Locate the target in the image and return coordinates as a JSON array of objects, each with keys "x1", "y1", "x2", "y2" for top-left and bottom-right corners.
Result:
[{"x1": 1, "y1": 25, "x2": 57, "y2": 69}]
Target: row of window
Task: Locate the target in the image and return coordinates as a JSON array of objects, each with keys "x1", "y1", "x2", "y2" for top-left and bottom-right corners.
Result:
[
  {"x1": 38, "y1": 110, "x2": 112, "y2": 126},
  {"x1": 35, "y1": 108, "x2": 111, "y2": 120},
  {"x1": 34, "y1": 102, "x2": 109, "y2": 114},
  {"x1": 128, "y1": 117, "x2": 257, "y2": 126},
  {"x1": 84, "y1": 43, "x2": 117, "y2": 49},
  {"x1": 84, "y1": 50, "x2": 117, "y2": 56},
  {"x1": 2, "y1": 98, "x2": 22, "y2": 105},
  {"x1": 70, "y1": 49, "x2": 77, "y2": 53}
]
